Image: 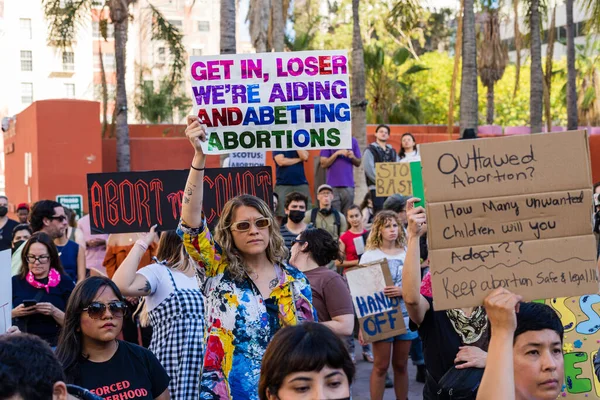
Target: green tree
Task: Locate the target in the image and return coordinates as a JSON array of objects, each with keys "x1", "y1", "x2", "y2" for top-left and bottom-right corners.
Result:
[
  {"x1": 364, "y1": 46, "x2": 427, "y2": 123},
  {"x1": 43, "y1": 0, "x2": 187, "y2": 171},
  {"x1": 135, "y1": 79, "x2": 192, "y2": 124}
]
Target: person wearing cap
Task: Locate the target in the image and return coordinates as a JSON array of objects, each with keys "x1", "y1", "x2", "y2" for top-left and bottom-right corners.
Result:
[
  {"x1": 319, "y1": 137, "x2": 362, "y2": 216},
  {"x1": 303, "y1": 184, "x2": 347, "y2": 242},
  {"x1": 16, "y1": 203, "x2": 30, "y2": 224}
]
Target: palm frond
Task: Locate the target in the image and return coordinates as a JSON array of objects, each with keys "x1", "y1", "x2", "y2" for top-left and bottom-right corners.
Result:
[
  {"x1": 148, "y1": 3, "x2": 186, "y2": 90},
  {"x1": 42, "y1": 0, "x2": 91, "y2": 49}
]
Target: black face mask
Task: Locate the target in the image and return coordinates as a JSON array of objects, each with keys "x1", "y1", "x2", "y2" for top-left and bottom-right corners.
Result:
[
  {"x1": 0, "y1": 206, "x2": 7, "y2": 217},
  {"x1": 288, "y1": 210, "x2": 305, "y2": 224},
  {"x1": 12, "y1": 240, "x2": 25, "y2": 254}
]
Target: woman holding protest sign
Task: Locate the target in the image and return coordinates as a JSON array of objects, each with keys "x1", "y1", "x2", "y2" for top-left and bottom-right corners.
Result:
[
  {"x1": 403, "y1": 198, "x2": 489, "y2": 400},
  {"x1": 177, "y1": 116, "x2": 316, "y2": 400},
  {"x1": 359, "y1": 210, "x2": 416, "y2": 400}
]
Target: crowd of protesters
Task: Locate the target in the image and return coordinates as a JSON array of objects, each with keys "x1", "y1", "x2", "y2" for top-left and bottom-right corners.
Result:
[{"x1": 2, "y1": 117, "x2": 599, "y2": 400}]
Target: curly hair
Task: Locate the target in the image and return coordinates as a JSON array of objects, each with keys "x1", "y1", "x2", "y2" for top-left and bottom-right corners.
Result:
[
  {"x1": 214, "y1": 195, "x2": 288, "y2": 282},
  {"x1": 365, "y1": 210, "x2": 406, "y2": 251}
]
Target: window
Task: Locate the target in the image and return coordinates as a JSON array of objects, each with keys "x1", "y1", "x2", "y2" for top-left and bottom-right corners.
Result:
[
  {"x1": 92, "y1": 21, "x2": 114, "y2": 39},
  {"x1": 192, "y1": 48, "x2": 203, "y2": 56},
  {"x1": 62, "y1": 51, "x2": 75, "y2": 71},
  {"x1": 65, "y1": 83, "x2": 75, "y2": 98},
  {"x1": 20, "y1": 51, "x2": 32, "y2": 71},
  {"x1": 157, "y1": 47, "x2": 166, "y2": 63},
  {"x1": 21, "y1": 83, "x2": 33, "y2": 104},
  {"x1": 197, "y1": 21, "x2": 210, "y2": 32},
  {"x1": 20, "y1": 19, "x2": 32, "y2": 39},
  {"x1": 93, "y1": 53, "x2": 115, "y2": 70},
  {"x1": 168, "y1": 19, "x2": 183, "y2": 28}
]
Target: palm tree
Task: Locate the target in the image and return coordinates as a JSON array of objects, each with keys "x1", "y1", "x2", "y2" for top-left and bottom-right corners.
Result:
[
  {"x1": 566, "y1": 0, "x2": 578, "y2": 129},
  {"x1": 477, "y1": 8, "x2": 507, "y2": 125},
  {"x1": 221, "y1": 0, "x2": 237, "y2": 54},
  {"x1": 248, "y1": 0, "x2": 269, "y2": 52},
  {"x1": 543, "y1": 6, "x2": 556, "y2": 132},
  {"x1": 576, "y1": 40, "x2": 600, "y2": 126},
  {"x1": 527, "y1": 0, "x2": 544, "y2": 133},
  {"x1": 364, "y1": 46, "x2": 427, "y2": 123},
  {"x1": 460, "y1": 0, "x2": 478, "y2": 136},
  {"x1": 351, "y1": 0, "x2": 368, "y2": 207},
  {"x1": 448, "y1": 0, "x2": 463, "y2": 135},
  {"x1": 43, "y1": 1, "x2": 187, "y2": 171}
]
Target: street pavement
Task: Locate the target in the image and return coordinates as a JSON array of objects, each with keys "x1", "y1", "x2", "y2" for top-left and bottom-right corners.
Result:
[{"x1": 351, "y1": 340, "x2": 425, "y2": 400}]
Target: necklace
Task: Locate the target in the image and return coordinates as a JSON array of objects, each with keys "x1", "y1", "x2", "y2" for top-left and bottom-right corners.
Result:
[{"x1": 248, "y1": 265, "x2": 280, "y2": 290}]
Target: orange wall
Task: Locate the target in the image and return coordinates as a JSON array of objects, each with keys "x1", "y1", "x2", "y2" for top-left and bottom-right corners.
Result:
[
  {"x1": 5, "y1": 99, "x2": 600, "y2": 219},
  {"x1": 4, "y1": 100, "x2": 103, "y2": 212}
]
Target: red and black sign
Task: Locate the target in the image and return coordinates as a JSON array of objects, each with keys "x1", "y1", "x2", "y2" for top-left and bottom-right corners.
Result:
[{"x1": 87, "y1": 167, "x2": 273, "y2": 234}]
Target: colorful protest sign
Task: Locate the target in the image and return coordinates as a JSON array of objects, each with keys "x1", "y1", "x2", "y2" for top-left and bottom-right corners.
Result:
[
  {"x1": 87, "y1": 167, "x2": 273, "y2": 234},
  {"x1": 346, "y1": 259, "x2": 407, "y2": 343},
  {"x1": 228, "y1": 152, "x2": 266, "y2": 167},
  {"x1": 56, "y1": 194, "x2": 84, "y2": 219},
  {"x1": 189, "y1": 51, "x2": 351, "y2": 154},
  {"x1": 544, "y1": 295, "x2": 600, "y2": 398},
  {"x1": 420, "y1": 130, "x2": 598, "y2": 310},
  {"x1": 0, "y1": 249, "x2": 11, "y2": 333},
  {"x1": 375, "y1": 161, "x2": 425, "y2": 205}
]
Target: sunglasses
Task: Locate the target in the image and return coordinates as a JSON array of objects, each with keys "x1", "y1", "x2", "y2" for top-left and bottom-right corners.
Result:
[
  {"x1": 49, "y1": 215, "x2": 67, "y2": 222},
  {"x1": 82, "y1": 301, "x2": 128, "y2": 320},
  {"x1": 229, "y1": 217, "x2": 271, "y2": 232},
  {"x1": 26, "y1": 254, "x2": 50, "y2": 264},
  {"x1": 292, "y1": 238, "x2": 306, "y2": 246}
]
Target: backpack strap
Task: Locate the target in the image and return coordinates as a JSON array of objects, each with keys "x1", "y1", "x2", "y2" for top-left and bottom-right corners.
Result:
[
  {"x1": 333, "y1": 210, "x2": 341, "y2": 238},
  {"x1": 310, "y1": 208, "x2": 319, "y2": 227}
]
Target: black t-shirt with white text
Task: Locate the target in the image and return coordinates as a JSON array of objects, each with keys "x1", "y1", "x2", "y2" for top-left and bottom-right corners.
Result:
[{"x1": 75, "y1": 341, "x2": 170, "y2": 400}]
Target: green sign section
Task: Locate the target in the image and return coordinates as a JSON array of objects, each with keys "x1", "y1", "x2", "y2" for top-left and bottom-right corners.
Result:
[{"x1": 56, "y1": 194, "x2": 83, "y2": 219}]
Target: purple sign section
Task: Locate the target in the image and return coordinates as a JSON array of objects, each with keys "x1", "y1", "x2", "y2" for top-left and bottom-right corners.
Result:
[{"x1": 189, "y1": 51, "x2": 352, "y2": 154}]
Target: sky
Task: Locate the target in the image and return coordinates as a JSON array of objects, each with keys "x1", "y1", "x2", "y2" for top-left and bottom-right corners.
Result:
[{"x1": 424, "y1": 0, "x2": 460, "y2": 11}]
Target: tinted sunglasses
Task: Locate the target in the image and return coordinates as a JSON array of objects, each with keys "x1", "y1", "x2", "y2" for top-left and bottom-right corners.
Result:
[
  {"x1": 49, "y1": 215, "x2": 67, "y2": 222},
  {"x1": 292, "y1": 238, "x2": 306, "y2": 246},
  {"x1": 82, "y1": 301, "x2": 128, "y2": 319},
  {"x1": 229, "y1": 217, "x2": 271, "y2": 232}
]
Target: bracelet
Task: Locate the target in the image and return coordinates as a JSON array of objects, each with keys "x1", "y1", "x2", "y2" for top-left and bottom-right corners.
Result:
[
  {"x1": 191, "y1": 164, "x2": 205, "y2": 171},
  {"x1": 135, "y1": 239, "x2": 149, "y2": 252}
]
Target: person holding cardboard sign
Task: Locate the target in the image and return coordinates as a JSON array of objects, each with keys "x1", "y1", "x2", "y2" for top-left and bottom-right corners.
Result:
[
  {"x1": 359, "y1": 210, "x2": 415, "y2": 400},
  {"x1": 403, "y1": 199, "x2": 490, "y2": 400},
  {"x1": 177, "y1": 116, "x2": 316, "y2": 400}
]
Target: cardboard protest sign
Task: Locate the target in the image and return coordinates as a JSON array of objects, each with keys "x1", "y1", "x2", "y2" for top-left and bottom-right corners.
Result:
[
  {"x1": 0, "y1": 249, "x2": 12, "y2": 333},
  {"x1": 375, "y1": 161, "x2": 425, "y2": 205},
  {"x1": 542, "y1": 295, "x2": 600, "y2": 398},
  {"x1": 87, "y1": 167, "x2": 273, "y2": 234},
  {"x1": 190, "y1": 51, "x2": 351, "y2": 154},
  {"x1": 345, "y1": 259, "x2": 407, "y2": 343},
  {"x1": 420, "y1": 130, "x2": 598, "y2": 310},
  {"x1": 228, "y1": 152, "x2": 266, "y2": 167}
]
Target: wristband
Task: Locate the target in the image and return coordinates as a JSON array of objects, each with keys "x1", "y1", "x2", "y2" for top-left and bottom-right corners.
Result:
[
  {"x1": 191, "y1": 164, "x2": 205, "y2": 171},
  {"x1": 135, "y1": 239, "x2": 149, "y2": 252}
]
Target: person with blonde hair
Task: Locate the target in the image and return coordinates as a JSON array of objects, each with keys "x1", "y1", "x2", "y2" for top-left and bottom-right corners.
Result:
[
  {"x1": 359, "y1": 210, "x2": 416, "y2": 400},
  {"x1": 112, "y1": 228, "x2": 204, "y2": 400},
  {"x1": 177, "y1": 116, "x2": 316, "y2": 400}
]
